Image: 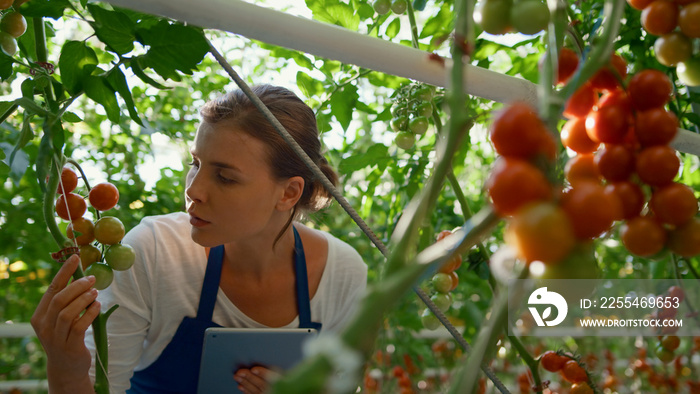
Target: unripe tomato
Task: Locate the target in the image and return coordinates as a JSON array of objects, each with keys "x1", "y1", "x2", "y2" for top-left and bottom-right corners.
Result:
[
  {"x1": 409, "y1": 116, "x2": 429, "y2": 135},
  {"x1": 636, "y1": 145, "x2": 679, "y2": 186},
  {"x1": 56, "y1": 192, "x2": 87, "y2": 221},
  {"x1": 486, "y1": 157, "x2": 552, "y2": 216},
  {"x1": 627, "y1": 69, "x2": 673, "y2": 111},
  {"x1": 372, "y1": 0, "x2": 391, "y2": 14},
  {"x1": 540, "y1": 351, "x2": 567, "y2": 372},
  {"x1": 430, "y1": 292, "x2": 452, "y2": 312},
  {"x1": 416, "y1": 101, "x2": 433, "y2": 118},
  {"x1": 84, "y1": 263, "x2": 114, "y2": 290},
  {"x1": 561, "y1": 359, "x2": 588, "y2": 383},
  {"x1": 655, "y1": 344, "x2": 676, "y2": 363},
  {"x1": 421, "y1": 309, "x2": 441, "y2": 330},
  {"x1": 105, "y1": 243, "x2": 135, "y2": 271},
  {"x1": 66, "y1": 217, "x2": 95, "y2": 246},
  {"x1": 0, "y1": 0, "x2": 12, "y2": 10},
  {"x1": 390, "y1": 0, "x2": 407, "y2": 14},
  {"x1": 55, "y1": 167, "x2": 78, "y2": 195},
  {"x1": 394, "y1": 131, "x2": 415, "y2": 150},
  {"x1": 94, "y1": 216, "x2": 125, "y2": 245},
  {"x1": 79, "y1": 244, "x2": 101, "y2": 270},
  {"x1": 0, "y1": 12, "x2": 26, "y2": 38},
  {"x1": 510, "y1": 0, "x2": 549, "y2": 35},
  {"x1": 679, "y1": 2, "x2": 700, "y2": 38},
  {"x1": 391, "y1": 115, "x2": 409, "y2": 132},
  {"x1": 431, "y1": 272, "x2": 453, "y2": 293},
  {"x1": 0, "y1": 31, "x2": 17, "y2": 56},
  {"x1": 89, "y1": 182, "x2": 120, "y2": 211},
  {"x1": 411, "y1": 85, "x2": 434, "y2": 102},
  {"x1": 505, "y1": 202, "x2": 575, "y2": 264},
  {"x1": 649, "y1": 182, "x2": 698, "y2": 226},
  {"x1": 654, "y1": 32, "x2": 692, "y2": 67},
  {"x1": 667, "y1": 218, "x2": 700, "y2": 257},
  {"x1": 642, "y1": 1, "x2": 679, "y2": 36},
  {"x1": 676, "y1": 58, "x2": 700, "y2": 87},
  {"x1": 474, "y1": 0, "x2": 513, "y2": 35},
  {"x1": 661, "y1": 335, "x2": 681, "y2": 351},
  {"x1": 620, "y1": 216, "x2": 667, "y2": 257}
]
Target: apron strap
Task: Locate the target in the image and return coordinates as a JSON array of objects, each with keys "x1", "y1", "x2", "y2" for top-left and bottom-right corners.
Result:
[
  {"x1": 293, "y1": 226, "x2": 322, "y2": 332},
  {"x1": 196, "y1": 245, "x2": 225, "y2": 321}
]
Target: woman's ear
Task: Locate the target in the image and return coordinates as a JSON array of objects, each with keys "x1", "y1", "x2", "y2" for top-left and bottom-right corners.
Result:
[{"x1": 276, "y1": 176, "x2": 304, "y2": 211}]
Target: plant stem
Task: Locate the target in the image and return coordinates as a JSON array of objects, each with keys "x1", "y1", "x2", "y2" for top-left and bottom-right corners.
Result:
[
  {"x1": 509, "y1": 335, "x2": 543, "y2": 394},
  {"x1": 33, "y1": 17, "x2": 57, "y2": 112},
  {"x1": 405, "y1": 0, "x2": 420, "y2": 49},
  {"x1": 44, "y1": 158, "x2": 72, "y2": 249}
]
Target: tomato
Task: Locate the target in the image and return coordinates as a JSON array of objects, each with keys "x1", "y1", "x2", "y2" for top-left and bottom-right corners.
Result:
[
  {"x1": 635, "y1": 108, "x2": 678, "y2": 147},
  {"x1": 486, "y1": 157, "x2": 552, "y2": 216},
  {"x1": 595, "y1": 144, "x2": 635, "y2": 182},
  {"x1": 635, "y1": 145, "x2": 679, "y2": 186},
  {"x1": 66, "y1": 217, "x2": 95, "y2": 246},
  {"x1": 627, "y1": 70, "x2": 673, "y2": 111},
  {"x1": 620, "y1": 216, "x2": 667, "y2": 257},
  {"x1": 510, "y1": 0, "x2": 549, "y2": 35},
  {"x1": 667, "y1": 285, "x2": 685, "y2": 303},
  {"x1": 679, "y1": 2, "x2": 700, "y2": 38},
  {"x1": 565, "y1": 154, "x2": 601, "y2": 186},
  {"x1": 661, "y1": 335, "x2": 681, "y2": 351},
  {"x1": 79, "y1": 244, "x2": 102, "y2": 270},
  {"x1": 490, "y1": 102, "x2": 548, "y2": 158},
  {"x1": 54, "y1": 167, "x2": 78, "y2": 195},
  {"x1": 438, "y1": 254, "x2": 462, "y2": 273},
  {"x1": 585, "y1": 103, "x2": 629, "y2": 144},
  {"x1": 431, "y1": 272, "x2": 453, "y2": 293},
  {"x1": 409, "y1": 116, "x2": 429, "y2": 135},
  {"x1": 430, "y1": 292, "x2": 452, "y2": 312},
  {"x1": 642, "y1": 1, "x2": 679, "y2": 36},
  {"x1": 676, "y1": 57, "x2": 700, "y2": 87},
  {"x1": 411, "y1": 85, "x2": 434, "y2": 102},
  {"x1": 563, "y1": 82, "x2": 597, "y2": 119},
  {"x1": 598, "y1": 89, "x2": 632, "y2": 116},
  {"x1": 390, "y1": 0, "x2": 407, "y2": 14},
  {"x1": 0, "y1": 12, "x2": 26, "y2": 38},
  {"x1": 590, "y1": 53, "x2": 627, "y2": 92},
  {"x1": 504, "y1": 202, "x2": 575, "y2": 264},
  {"x1": 448, "y1": 271, "x2": 459, "y2": 291},
  {"x1": 655, "y1": 344, "x2": 676, "y2": 363},
  {"x1": 0, "y1": 0, "x2": 12, "y2": 9},
  {"x1": 0, "y1": 31, "x2": 17, "y2": 56},
  {"x1": 416, "y1": 101, "x2": 433, "y2": 118},
  {"x1": 627, "y1": 0, "x2": 653, "y2": 10},
  {"x1": 561, "y1": 359, "x2": 588, "y2": 383},
  {"x1": 540, "y1": 351, "x2": 567, "y2": 372},
  {"x1": 537, "y1": 242, "x2": 601, "y2": 290},
  {"x1": 391, "y1": 115, "x2": 409, "y2": 132},
  {"x1": 561, "y1": 182, "x2": 617, "y2": 239},
  {"x1": 372, "y1": 0, "x2": 391, "y2": 14},
  {"x1": 94, "y1": 216, "x2": 126, "y2": 245},
  {"x1": 561, "y1": 118, "x2": 600, "y2": 154},
  {"x1": 421, "y1": 309, "x2": 441, "y2": 330},
  {"x1": 394, "y1": 131, "x2": 415, "y2": 150},
  {"x1": 649, "y1": 182, "x2": 698, "y2": 225},
  {"x1": 556, "y1": 47, "x2": 579, "y2": 85},
  {"x1": 84, "y1": 263, "x2": 114, "y2": 290},
  {"x1": 667, "y1": 217, "x2": 700, "y2": 257},
  {"x1": 570, "y1": 382, "x2": 594, "y2": 394},
  {"x1": 604, "y1": 181, "x2": 645, "y2": 220},
  {"x1": 55, "y1": 192, "x2": 87, "y2": 221},
  {"x1": 474, "y1": 0, "x2": 513, "y2": 35},
  {"x1": 654, "y1": 32, "x2": 692, "y2": 67},
  {"x1": 105, "y1": 243, "x2": 135, "y2": 271},
  {"x1": 88, "y1": 182, "x2": 120, "y2": 211}
]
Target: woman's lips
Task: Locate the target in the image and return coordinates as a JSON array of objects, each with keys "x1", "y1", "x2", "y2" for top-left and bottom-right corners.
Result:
[{"x1": 189, "y1": 214, "x2": 210, "y2": 228}]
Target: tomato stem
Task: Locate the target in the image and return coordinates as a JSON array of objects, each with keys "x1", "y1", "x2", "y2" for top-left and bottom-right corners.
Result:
[
  {"x1": 405, "y1": 0, "x2": 420, "y2": 50},
  {"x1": 43, "y1": 157, "x2": 72, "y2": 249},
  {"x1": 509, "y1": 335, "x2": 544, "y2": 394}
]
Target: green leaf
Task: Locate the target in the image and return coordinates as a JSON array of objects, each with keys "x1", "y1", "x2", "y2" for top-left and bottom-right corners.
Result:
[
  {"x1": 258, "y1": 44, "x2": 313, "y2": 70},
  {"x1": 19, "y1": 0, "x2": 71, "y2": 19},
  {"x1": 413, "y1": 0, "x2": 427, "y2": 11},
  {"x1": 61, "y1": 111, "x2": 82, "y2": 123},
  {"x1": 17, "y1": 17, "x2": 37, "y2": 63},
  {"x1": 58, "y1": 41, "x2": 98, "y2": 94},
  {"x1": 338, "y1": 143, "x2": 390, "y2": 174},
  {"x1": 105, "y1": 66, "x2": 143, "y2": 126},
  {"x1": 9, "y1": 114, "x2": 34, "y2": 167},
  {"x1": 0, "y1": 51, "x2": 13, "y2": 81},
  {"x1": 306, "y1": 0, "x2": 360, "y2": 30},
  {"x1": 386, "y1": 17, "x2": 401, "y2": 39},
  {"x1": 0, "y1": 142, "x2": 28, "y2": 186},
  {"x1": 83, "y1": 75, "x2": 120, "y2": 123},
  {"x1": 419, "y1": 3, "x2": 452, "y2": 39},
  {"x1": 130, "y1": 56, "x2": 169, "y2": 89},
  {"x1": 137, "y1": 21, "x2": 209, "y2": 81},
  {"x1": 296, "y1": 71, "x2": 324, "y2": 98},
  {"x1": 329, "y1": 84, "x2": 358, "y2": 131},
  {"x1": 15, "y1": 97, "x2": 50, "y2": 117},
  {"x1": 87, "y1": 4, "x2": 136, "y2": 55}
]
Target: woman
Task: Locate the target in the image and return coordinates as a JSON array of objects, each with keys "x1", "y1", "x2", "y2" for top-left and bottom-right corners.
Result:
[{"x1": 31, "y1": 85, "x2": 368, "y2": 394}]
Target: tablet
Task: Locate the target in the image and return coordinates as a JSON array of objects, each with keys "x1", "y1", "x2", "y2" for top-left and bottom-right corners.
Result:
[{"x1": 197, "y1": 327, "x2": 318, "y2": 394}]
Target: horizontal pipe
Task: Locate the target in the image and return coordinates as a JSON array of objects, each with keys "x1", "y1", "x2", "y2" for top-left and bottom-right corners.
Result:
[
  {"x1": 0, "y1": 323, "x2": 35, "y2": 338},
  {"x1": 102, "y1": 0, "x2": 700, "y2": 156}
]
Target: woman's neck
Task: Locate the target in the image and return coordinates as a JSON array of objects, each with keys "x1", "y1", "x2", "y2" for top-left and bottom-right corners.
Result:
[{"x1": 221, "y1": 223, "x2": 296, "y2": 280}]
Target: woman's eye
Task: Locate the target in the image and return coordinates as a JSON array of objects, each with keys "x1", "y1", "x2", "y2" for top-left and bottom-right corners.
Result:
[
  {"x1": 217, "y1": 174, "x2": 235, "y2": 184},
  {"x1": 188, "y1": 160, "x2": 199, "y2": 168}
]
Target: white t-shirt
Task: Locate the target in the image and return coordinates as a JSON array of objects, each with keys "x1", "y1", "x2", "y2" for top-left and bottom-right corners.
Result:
[{"x1": 86, "y1": 212, "x2": 367, "y2": 393}]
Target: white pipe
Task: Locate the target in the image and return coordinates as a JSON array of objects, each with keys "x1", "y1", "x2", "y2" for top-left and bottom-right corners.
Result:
[
  {"x1": 103, "y1": 0, "x2": 700, "y2": 156},
  {"x1": 0, "y1": 380, "x2": 49, "y2": 390},
  {"x1": 0, "y1": 323, "x2": 35, "y2": 337}
]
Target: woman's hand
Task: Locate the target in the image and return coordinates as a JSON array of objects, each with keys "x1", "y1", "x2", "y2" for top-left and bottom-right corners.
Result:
[
  {"x1": 233, "y1": 366, "x2": 280, "y2": 394},
  {"x1": 31, "y1": 254, "x2": 101, "y2": 393}
]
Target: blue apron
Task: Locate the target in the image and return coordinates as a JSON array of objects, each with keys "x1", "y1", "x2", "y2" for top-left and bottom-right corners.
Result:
[{"x1": 127, "y1": 227, "x2": 321, "y2": 393}]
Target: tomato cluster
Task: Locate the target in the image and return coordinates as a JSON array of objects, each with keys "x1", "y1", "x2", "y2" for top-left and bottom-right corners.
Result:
[
  {"x1": 0, "y1": 0, "x2": 28, "y2": 57},
  {"x1": 420, "y1": 229, "x2": 462, "y2": 330},
  {"x1": 372, "y1": 0, "x2": 409, "y2": 15},
  {"x1": 538, "y1": 351, "x2": 595, "y2": 393},
  {"x1": 52, "y1": 166, "x2": 134, "y2": 290},
  {"x1": 474, "y1": 0, "x2": 550, "y2": 36},
  {"x1": 390, "y1": 83, "x2": 436, "y2": 150},
  {"x1": 628, "y1": 0, "x2": 700, "y2": 86}
]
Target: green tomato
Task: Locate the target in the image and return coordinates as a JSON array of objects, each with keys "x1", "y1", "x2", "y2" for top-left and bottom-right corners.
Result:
[
  {"x1": 0, "y1": 31, "x2": 17, "y2": 56},
  {"x1": 510, "y1": 0, "x2": 550, "y2": 35},
  {"x1": 415, "y1": 101, "x2": 433, "y2": 118},
  {"x1": 677, "y1": 58, "x2": 700, "y2": 87},
  {"x1": 421, "y1": 309, "x2": 441, "y2": 330},
  {"x1": 105, "y1": 243, "x2": 136, "y2": 271},
  {"x1": 409, "y1": 116, "x2": 429, "y2": 135},
  {"x1": 391, "y1": 0, "x2": 407, "y2": 14},
  {"x1": 94, "y1": 216, "x2": 125, "y2": 245},
  {"x1": 430, "y1": 293, "x2": 452, "y2": 313},
  {"x1": 84, "y1": 263, "x2": 114, "y2": 290},
  {"x1": 373, "y1": 0, "x2": 391, "y2": 14},
  {"x1": 411, "y1": 85, "x2": 434, "y2": 102},
  {"x1": 394, "y1": 131, "x2": 415, "y2": 150},
  {"x1": 391, "y1": 115, "x2": 409, "y2": 132},
  {"x1": 654, "y1": 32, "x2": 692, "y2": 67},
  {"x1": 79, "y1": 244, "x2": 102, "y2": 270},
  {"x1": 655, "y1": 344, "x2": 675, "y2": 364},
  {"x1": 431, "y1": 272, "x2": 453, "y2": 294},
  {"x1": 474, "y1": 0, "x2": 513, "y2": 35}
]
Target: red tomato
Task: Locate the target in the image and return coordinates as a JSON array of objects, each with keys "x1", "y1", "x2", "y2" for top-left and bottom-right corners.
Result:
[
  {"x1": 563, "y1": 82, "x2": 598, "y2": 119},
  {"x1": 649, "y1": 182, "x2": 698, "y2": 226},
  {"x1": 679, "y1": 3, "x2": 700, "y2": 38},
  {"x1": 636, "y1": 145, "x2": 680, "y2": 186},
  {"x1": 490, "y1": 102, "x2": 549, "y2": 159},
  {"x1": 634, "y1": 108, "x2": 678, "y2": 147},
  {"x1": 604, "y1": 181, "x2": 645, "y2": 220},
  {"x1": 505, "y1": 202, "x2": 575, "y2": 264},
  {"x1": 561, "y1": 359, "x2": 588, "y2": 383},
  {"x1": 540, "y1": 351, "x2": 567, "y2": 372},
  {"x1": 667, "y1": 218, "x2": 700, "y2": 257},
  {"x1": 556, "y1": 47, "x2": 579, "y2": 85},
  {"x1": 595, "y1": 144, "x2": 635, "y2": 182},
  {"x1": 56, "y1": 167, "x2": 78, "y2": 195},
  {"x1": 66, "y1": 217, "x2": 95, "y2": 246},
  {"x1": 448, "y1": 271, "x2": 459, "y2": 291},
  {"x1": 565, "y1": 154, "x2": 602, "y2": 186},
  {"x1": 570, "y1": 382, "x2": 594, "y2": 394},
  {"x1": 642, "y1": 1, "x2": 679, "y2": 36},
  {"x1": 561, "y1": 182, "x2": 617, "y2": 239},
  {"x1": 89, "y1": 182, "x2": 120, "y2": 211},
  {"x1": 486, "y1": 157, "x2": 552, "y2": 216},
  {"x1": 620, "y1": 216, "x2": 667, "y2": 257},
  {"x1": 55, "y1": 192, "x2": 87, "y2": 221},
  {"x1": 561, "y1": 117, "x2": 600, "y2": 154},
  {"x1": 590, "y1": 53, "x2": 627, "y2": 92},
  {"x1": 627, "y1": 70, "x2": 673, "y2": 111},
  {"x1": 585, "y1": 103, "x2": 630, "y2": 144},
  {"x1": 627, "y1": 0, "x2": 654, "y2": 10}
]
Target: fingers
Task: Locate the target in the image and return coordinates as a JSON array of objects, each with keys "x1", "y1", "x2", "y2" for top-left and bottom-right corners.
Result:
[
  {"x1": 66, "y1": 300, "x2": 101, "y2": 348},
  {"x1": 32, "y1": 254, "x2": 81, "y2": 319},
  {"x1": 234, "y1": 368, "x2": 270, "y2": 394},
  {"x1": 53, "y1": 287, "x2": 100, "y2": 344}
]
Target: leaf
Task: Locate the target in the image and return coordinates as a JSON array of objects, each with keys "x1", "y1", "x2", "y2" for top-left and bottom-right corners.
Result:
[
  {"x1": 542, "y1": 306, "x2": 552, "y2": 320},
  {"x1": 296, "y1": 71, "x2": 324, "y2": 98},
  {"x1": 386, "y1": 18, "x2": 401, "y2": 39},
  {"x1": 413, "y1": 0, "x2": 428, "y2": 11},
  {"x1": 87, "y1": 4, "x2": 136, "y2": 55},
  {"x1": 137, "y1": 20, "x2": 209, "y2": 81},
  {"x1": 17, "y1": 17, "x2": 36, "y2": 63},
  {"x1": 329, "y1": 84, "x2": 358, "y2": 131},
  {"x1": 83, "y1": 75, "x2": 120, "y2": 123},
  {"x1": 15, "y1": 97, "x2": 50, "y2": 117},
  {"x1": 62, "y1": 111, "x2": 82, "y2": 123},
  {"x1": 130, "y1": 57, "x2": 170, "y2": 89},
  {"x1": 9, "y1": 114, "x2": 34, "y2": 167},
  {"x1": 105, "y1": 66, "x2": 143, "y2": 126},
  {"x1": 0, "y1": 51, "x2": 13, "y2": 81},
  {"x1": 338, "y1": 143, "x2": 390, "y2": 174},
  {"x1": 19, "y1": 0, "x2": 71, "y2": 19},
  {"x1": 58, "y1": 41, "x2": 98, "y2": 94},
  {"x1": 306, "y1": 0, "x2": 360, "y2": 30},
  {"x1": 0, "y1": 141, "x2": 29, "y2": 186}
]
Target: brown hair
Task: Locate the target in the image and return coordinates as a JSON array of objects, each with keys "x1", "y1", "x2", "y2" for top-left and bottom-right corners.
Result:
[{"x1": 200, "y1": 84, "x2": 338, "y2": 224}]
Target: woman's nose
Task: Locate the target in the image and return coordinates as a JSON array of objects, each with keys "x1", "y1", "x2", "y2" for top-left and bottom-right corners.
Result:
[{"x1": 185, "y1": 169, "x2": 205, "y2": 203}]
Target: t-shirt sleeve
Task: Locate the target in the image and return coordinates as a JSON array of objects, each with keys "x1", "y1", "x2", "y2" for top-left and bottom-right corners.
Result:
[{"x1": 321, "y1": 237, "x2": 368, "y2": 332}]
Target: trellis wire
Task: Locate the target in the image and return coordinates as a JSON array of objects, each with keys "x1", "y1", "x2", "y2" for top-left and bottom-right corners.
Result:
[{"x1": 206, "y1": 41, "x2": 509, "y2": 393}]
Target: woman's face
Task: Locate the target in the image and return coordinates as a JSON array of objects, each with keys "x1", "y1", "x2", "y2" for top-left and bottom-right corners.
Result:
[{"x1": 185, "y1": 121, "x2": 290, "y2": 247}]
